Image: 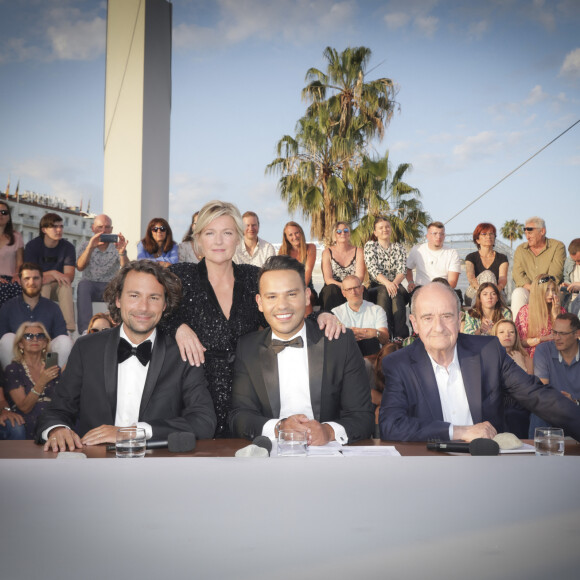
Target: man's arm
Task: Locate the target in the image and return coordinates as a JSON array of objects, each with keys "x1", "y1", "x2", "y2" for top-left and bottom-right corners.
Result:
[
  {"x1": 512, "y1": 245, "x2": 531, "y2": 288},
  {"x1": 76, "y1": 239, "x2": 98, "y2": 271},
  {"x1": 547, "y1": 240, "x2": 567, "y2": 284}
]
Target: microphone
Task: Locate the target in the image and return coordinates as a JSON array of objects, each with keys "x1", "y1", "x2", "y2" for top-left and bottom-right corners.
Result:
[
  {"x1": 235, "y1": 435, "x2": 273, "y2": 458},
  {"x1": 146, "y1": 432, "x2": 196, "y2": 453},
  {"x1": 427, "y1": 438, "x2": 500, "y2": 456}
]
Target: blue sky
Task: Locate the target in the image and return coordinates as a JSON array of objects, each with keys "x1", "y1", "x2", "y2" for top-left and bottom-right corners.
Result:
[{"x1": 1, "y1": 0, "x2": 579, "y2": 248}]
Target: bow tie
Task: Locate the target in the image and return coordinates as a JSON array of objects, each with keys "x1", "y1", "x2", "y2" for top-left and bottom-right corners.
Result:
[
  {"x1": 118, "y1": 338, "x2": 152, "y2": 366},
  {"x1": 271, "y1": 336, "x2": 304, "y2": 354}
]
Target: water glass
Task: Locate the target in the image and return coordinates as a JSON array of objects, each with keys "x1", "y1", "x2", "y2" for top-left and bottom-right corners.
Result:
[
  {"x1": 534, "y1": 427, "x2": 565, "y2": 456},
  {"x1": 277, "y1": 430, "x2": 308, "y2": 456},
  {"x1": 116, "y1": 427, "x2": 147, "y2": 458}
]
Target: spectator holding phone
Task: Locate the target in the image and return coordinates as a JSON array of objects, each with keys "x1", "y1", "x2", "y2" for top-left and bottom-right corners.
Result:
[
  {"x1": 76, "y1": 214, "x2": 128, "y2": 335},
  {"x1": 4, "y1": 322, "x2": 60, "y2": 439}
]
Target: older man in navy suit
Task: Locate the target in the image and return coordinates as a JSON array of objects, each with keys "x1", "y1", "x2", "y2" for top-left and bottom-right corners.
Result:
[{"x1": 379, "y1": 282, "x2": 580, "y2": 442}]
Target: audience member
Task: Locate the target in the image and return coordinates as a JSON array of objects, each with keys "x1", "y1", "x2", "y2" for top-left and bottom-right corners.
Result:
[
  {"x1": 462, "y1": 282, "x2": 511, "y2": 336},
  {"x1": 178, "y1": 211, "x2": 201, "y2": 263},
  {"x1": 515, "y1": 273, "x2": 565, "y2": 358},
  {"x1": 4, "y1": 322, "x2": 60, "y2": 439},
  {"x1": 511, "y1": 216, "x2": 566, "y2": 321},
  {"x1": 561, "y1": 238, "x2": 580, "y2": 317},
  {"x1": 406, "y1": 221, "x2": 461, "y2": 292},
  {"x1": 491, "y1": 319, "x2": 533, "y2": 374},
  {"x1": 465, "y1": 222, "x2": 508, "y2": 303},
  {"x1": 229, "y1": 255, "x2": 374, "y2": 444},
  {"x1": 86, "y1": 312, "x2": 114, "y2": 334},
  {"x1": 379, "y1": 281, "x2": 580, "y2": 442},
  {"x1": 23, "y1": 212, "x2": 76, "y2": 332},
  {"x1": 36, "y1": 259, "x2": 217, "y2": 451},
  {"x1": 364, "y1": 217, "x2": 409, "y2": 340},
  {"x1": 0, "y1": 201, "x2": 24, "y2": 307},
  {"x1": 528, "y1": 312, "x2": 580, "y2": 437},
  {"x1": 332, "y1": 275, "x2": 389, "y2": 356},
  {"x1": 0, "y1": 367, "x2": 26, "y2": 440},
  {"x1": 233, "y1": 211, "x2": 276, "y2": 267},
  {"x1": 137, "y1": 218, "x2": 178, "y2": 267},
  {"x1": 0, "y1": 263, "x2": 72, "y2": 369},
  {"x1": 319, "y1": 221, "x2": 365, "y2": 312},
  {"x1": 75, "y1": 214, "x2": 128, "y2": 334}
]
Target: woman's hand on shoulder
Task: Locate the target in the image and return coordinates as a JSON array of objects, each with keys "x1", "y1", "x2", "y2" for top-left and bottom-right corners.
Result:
[
  {"x1": 317, "y1": 312, "x2": 346, "y2": 340},
  {"x1": 176, "y1": 324, "x2": 207, "y2": 367}
]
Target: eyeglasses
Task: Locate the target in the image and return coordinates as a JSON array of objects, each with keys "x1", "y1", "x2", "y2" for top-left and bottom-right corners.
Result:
[
  {"x1": 343, "y1": 285, "x2": 362, "y2": 293},
  {"x1": 23, "y1": 333, "x2": 47, "y2": 341},
  {"x1": 523, "y1": 227, "x2": 537, "y2": 232},
  {"x1": 88, "y1": 327, "x2": 108, "y2": 333},
  {"x1": 336, "y1": 228, "x2": 350, "y2": 234},
  {"x1": 479, "y1": 232, "x2": 495, "y2": 237},
  {"x1": 553, "y1": 329, "x2": 577, "y2": 337},
  {"x1": 0, "y1": 210, "x2": 9, "y2": 216},
  {"x1": 151, "y1": 226, "x2": 167, "y2": 232},
  {"x1": 538, "y1": 275, "x2": 556, "y2": 284}
]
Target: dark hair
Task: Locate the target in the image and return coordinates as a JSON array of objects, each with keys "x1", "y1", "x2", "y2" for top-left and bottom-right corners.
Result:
[
  {"x1": 373, "y1": 342, "x2": 402, "y2": 393},
  {"x1": 0, "y1": 202, "x2": 15, "y2": 245},
  {"x1": 18, "y1": 262, "x2": 43, "y2": 277},
  {"x1": 472, "y1": 222, "x2": 497, "y2": 249},
  {"x1": 182, "y1": 211, "x2": 200, "y2": 243},
  {"x1": 142, "y1": 217, "x2": 175, "y2": 255},
  {"x1": 103, "y1": 260, "x2": 182, "y2": 324},
  {"x1": 258, "y1": 255, "x2": 306, "y2": 291},
  {"x1": 39, "y1": 213, "x2": 62, "y2": 237},
  {"x1": 568, "y1": 238, "x2": 580, "y2": 256},
  {"x1": 431, "y1": 277, "x2": 451, "y2": 287},
  {"x1": 555, "y1": 312, "x2": 580, "y2": 332},
  {"x1": 242, "y1": 211, "x2": 259, "y2": 224},
  {"x1": 468, "y1": 282, "x2": 509, "y2": 323},
  {"x1": 427, "y1": 221, "x2": 445, "y2": 231}
]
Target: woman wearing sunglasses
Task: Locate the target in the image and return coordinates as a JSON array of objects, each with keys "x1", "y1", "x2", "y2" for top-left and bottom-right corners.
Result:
[
  {"x1": 86, "y1": 312, "x2": 114, "y2": 334},
  {"x1": 0, "y1": 201, "x2": 24, "y2": 308},
  {"x1": 319, "y1": 222, "x2": 365, "y2": 311},
  {"x1": 137, "y1": 218, "x2": 179, "y2": 267},
  {"x1": 515, "y1": 273, "x2": 566, "y2": 358},
  {"x1": 4, "y1": 322, "x2": 60, "y2": 439}
]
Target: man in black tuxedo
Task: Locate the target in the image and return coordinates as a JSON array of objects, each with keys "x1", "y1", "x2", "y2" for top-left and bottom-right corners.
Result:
[
  {"x1": 37, "y1": 260, "x2": 217, "y2": 451},
  {"x1": 229, "y1": 255, "x2": 373, "y2": 445}
]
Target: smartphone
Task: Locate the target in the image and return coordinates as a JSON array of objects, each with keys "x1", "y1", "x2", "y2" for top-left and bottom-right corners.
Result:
[
  {"x1": 45, "y1": 352, "x2": 59, "y2": 368},
  {"x1": 100, "y1": 234, "x2": 118, "y2": 244}
]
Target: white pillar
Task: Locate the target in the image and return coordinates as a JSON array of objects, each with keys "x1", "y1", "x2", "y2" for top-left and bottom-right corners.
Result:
[{"x1": 103, "y1": 0, "x2": 172, "y2": 258}]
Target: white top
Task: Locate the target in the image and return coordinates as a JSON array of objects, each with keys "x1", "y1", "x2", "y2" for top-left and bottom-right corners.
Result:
[
  {"x1": 233, "y1": 237, "x2": 276, "y2": 267},
  {"x1": 407, "y1": 242, "x2": 461, "y2": 286},
  {"x1": 332, "y1": 300, "x2": 389, "y2": 331}
]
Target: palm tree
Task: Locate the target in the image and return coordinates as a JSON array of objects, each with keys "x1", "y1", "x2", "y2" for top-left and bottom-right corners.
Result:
[{"x1": 500, "y1": 219, "x2": 524, "y2": 249}]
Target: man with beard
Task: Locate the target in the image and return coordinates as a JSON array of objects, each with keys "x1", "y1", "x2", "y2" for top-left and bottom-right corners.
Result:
[
  {"x1": 0, "y1": 262, "x2": 73, "y2": 368},
  {"x1": 36, "y1": 260, "x2": 216, "y2": 451}
]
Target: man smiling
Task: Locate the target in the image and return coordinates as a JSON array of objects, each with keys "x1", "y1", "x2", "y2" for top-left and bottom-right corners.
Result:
[{"x1": 229, "y1": 255, "x2": 373, "y2": 445}]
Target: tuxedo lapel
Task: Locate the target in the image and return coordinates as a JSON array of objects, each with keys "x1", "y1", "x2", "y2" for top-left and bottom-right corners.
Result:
[
  {"x1": 103, "y1": 328, "x2": 120, "y2": 420},
  {"x1": 139, "y1": 332, "x2": 166, "y2": 417},
  {"x1": 457, "y1": 336, "x2": 483, "y2": 423},
  {"x1": 410, "y1": 340, "x2": 444, "y2": 421},
  {"x1": 306, "y1": 320, "x2": 324, "y2": 421},
  {"x1": 259, "y1": 329, "x2": 281, "y2": 417}
]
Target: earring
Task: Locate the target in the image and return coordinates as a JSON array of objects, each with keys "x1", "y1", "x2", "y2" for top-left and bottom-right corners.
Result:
[
  {"x1": 19, "y1": 347, "x2": 24, "y2": 354},
  {"x1": 42, "y1": 348, "x2": 47, "y2": 355}
]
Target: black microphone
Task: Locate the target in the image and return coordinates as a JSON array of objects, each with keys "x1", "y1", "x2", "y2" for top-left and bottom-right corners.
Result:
[
  {"x1": 427, "y1": 438, "x2": 500, "y2": 456},
  {"x1": 253, "y1": 435, "x2": 272, "y2": 456},
  {"x1": 235, "y1": 435, "x2": 273, "y2": 457},
  {"x1": 146, "y1": 432, "x2": 196, "y2": 453}
]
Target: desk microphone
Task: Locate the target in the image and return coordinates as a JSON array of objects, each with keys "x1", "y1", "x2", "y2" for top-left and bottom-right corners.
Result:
[
  {"x1": 235, "y1": 436, "x2": 272, "y2": 457},
  {"x1": 146, "y1": 432, "x2": 196, "y2": 453},
  {"x1": 427, "y1": 438, "x2": 500, "y2": 456}
]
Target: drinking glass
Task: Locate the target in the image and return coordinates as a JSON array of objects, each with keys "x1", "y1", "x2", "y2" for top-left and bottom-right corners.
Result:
[
  {"x1": 116, "y1": 427, "x2": 147, "y2": 458},
  {"x1": 277, "y1": 430, "x2": 308, "y2": 456},
  {"x1": 534, "y1": 427, "x2": 565, "y2": 456}
]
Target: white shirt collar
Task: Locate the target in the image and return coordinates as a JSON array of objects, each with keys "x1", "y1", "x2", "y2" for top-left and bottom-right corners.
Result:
[{"x1": 120, "y1": 324, "x2": 157, "y2": 348}]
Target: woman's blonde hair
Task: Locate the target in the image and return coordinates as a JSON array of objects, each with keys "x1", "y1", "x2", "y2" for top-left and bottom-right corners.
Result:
[
  {"x1": 279, "y1": 221, "x2": 308, "y2": 263},
  {"x1": 491, "y1": 318, "x2": 527, "y2": 358},
  {"x1": 12, "y1": 321, "x2": 51, "y2": 363},
  {"x1": 527, "y1": 273, "x2": 558, "y2": 337},
  {"x1": 193, "y1": 200, "x2": 243, "y2": 258}
]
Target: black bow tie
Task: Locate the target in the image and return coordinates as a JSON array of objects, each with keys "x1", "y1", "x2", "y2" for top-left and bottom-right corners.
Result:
[
  {"x1": 271, "y1": 336, "x2": 304, "y2": 354},
  {"x1": 118, "y1": 338, "x2": 152, "y2": 366}
]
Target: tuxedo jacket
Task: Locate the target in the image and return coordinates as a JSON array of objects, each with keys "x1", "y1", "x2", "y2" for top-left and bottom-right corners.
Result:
[
  {"x1": 379, "y1": 334, "x2": 580, "y2": 442},
  {"x1": 229, "y1": 319, "x2": 374, "y2": 442},
  {"x1": 35, "y1": 326, "x2": 217, "y2": 442}
]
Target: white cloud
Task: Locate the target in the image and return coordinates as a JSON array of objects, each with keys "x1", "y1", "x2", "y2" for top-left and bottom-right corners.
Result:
[
  {"x1": 524, "y1": 85, "x2": 548, "y2": 106},
  {"x1": 384, "y1": 12, "x2": 410, "y2": 29},
  {"x1": 47, "y1": 16, "x2": 106, "y2": 61},
  {"x1": 560, "y1": 48, "x2": 580, "y2": 79},
  {"x1": 453, "y1": 131, "x2": 500, "y2": 162},
  {"x1": 466, "y1": 19, "x2": 488, "y2": 41},
  {"x1": 414, "y1": 15, "x2": 438, "y2": 37}
]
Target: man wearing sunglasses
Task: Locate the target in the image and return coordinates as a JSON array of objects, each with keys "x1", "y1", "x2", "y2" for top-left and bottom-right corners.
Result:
[{"x1": 512, "y1": 216, "x2": 566, "y2": 321}]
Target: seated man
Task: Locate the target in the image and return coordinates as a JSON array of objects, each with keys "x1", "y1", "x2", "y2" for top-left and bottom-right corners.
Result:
[
  {"x1": 233, "y1": 211, "x2": 276, "y2": 267},
  {"x1": 229, "y1": 255, "x2": 374, "y2": 445},
  {"x1": 0, "y1": 263, "x2": 73, "y2": 368},
  {"x1": 332, "y1": 275, "x2": 389, "y2": 356},
  {"x1": 76, "y1": 214, "x2": 129, "y2": 334},
  {"x1": 36, "y1": 260, "x2": 217, "y2": 451},
  {"x1": 511, "y1": 216, "x2": 566, "y2": 321},
  {"x1": 23, "y1": 213, "x2": 76, "y2": 332},
  {"x1": 379, "y1": 282, "x2": 580, "y2": 442},
  {"x1": 529, "y1": 313, "x2": 580, "y2": 437},
  {"x1": 561, "y1": 238, "x2": 580, "y2": 317}
]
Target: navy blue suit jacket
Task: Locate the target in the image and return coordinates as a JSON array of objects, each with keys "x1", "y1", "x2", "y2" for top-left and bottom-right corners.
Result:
[{"x1": 379, "y1": 334, "x2": 580, "y2": 442}]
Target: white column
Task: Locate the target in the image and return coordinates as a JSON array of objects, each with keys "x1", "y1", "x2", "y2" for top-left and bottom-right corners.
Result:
[{"x1": 103, "y1": 0, "x2": 172, "y2": 258}]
